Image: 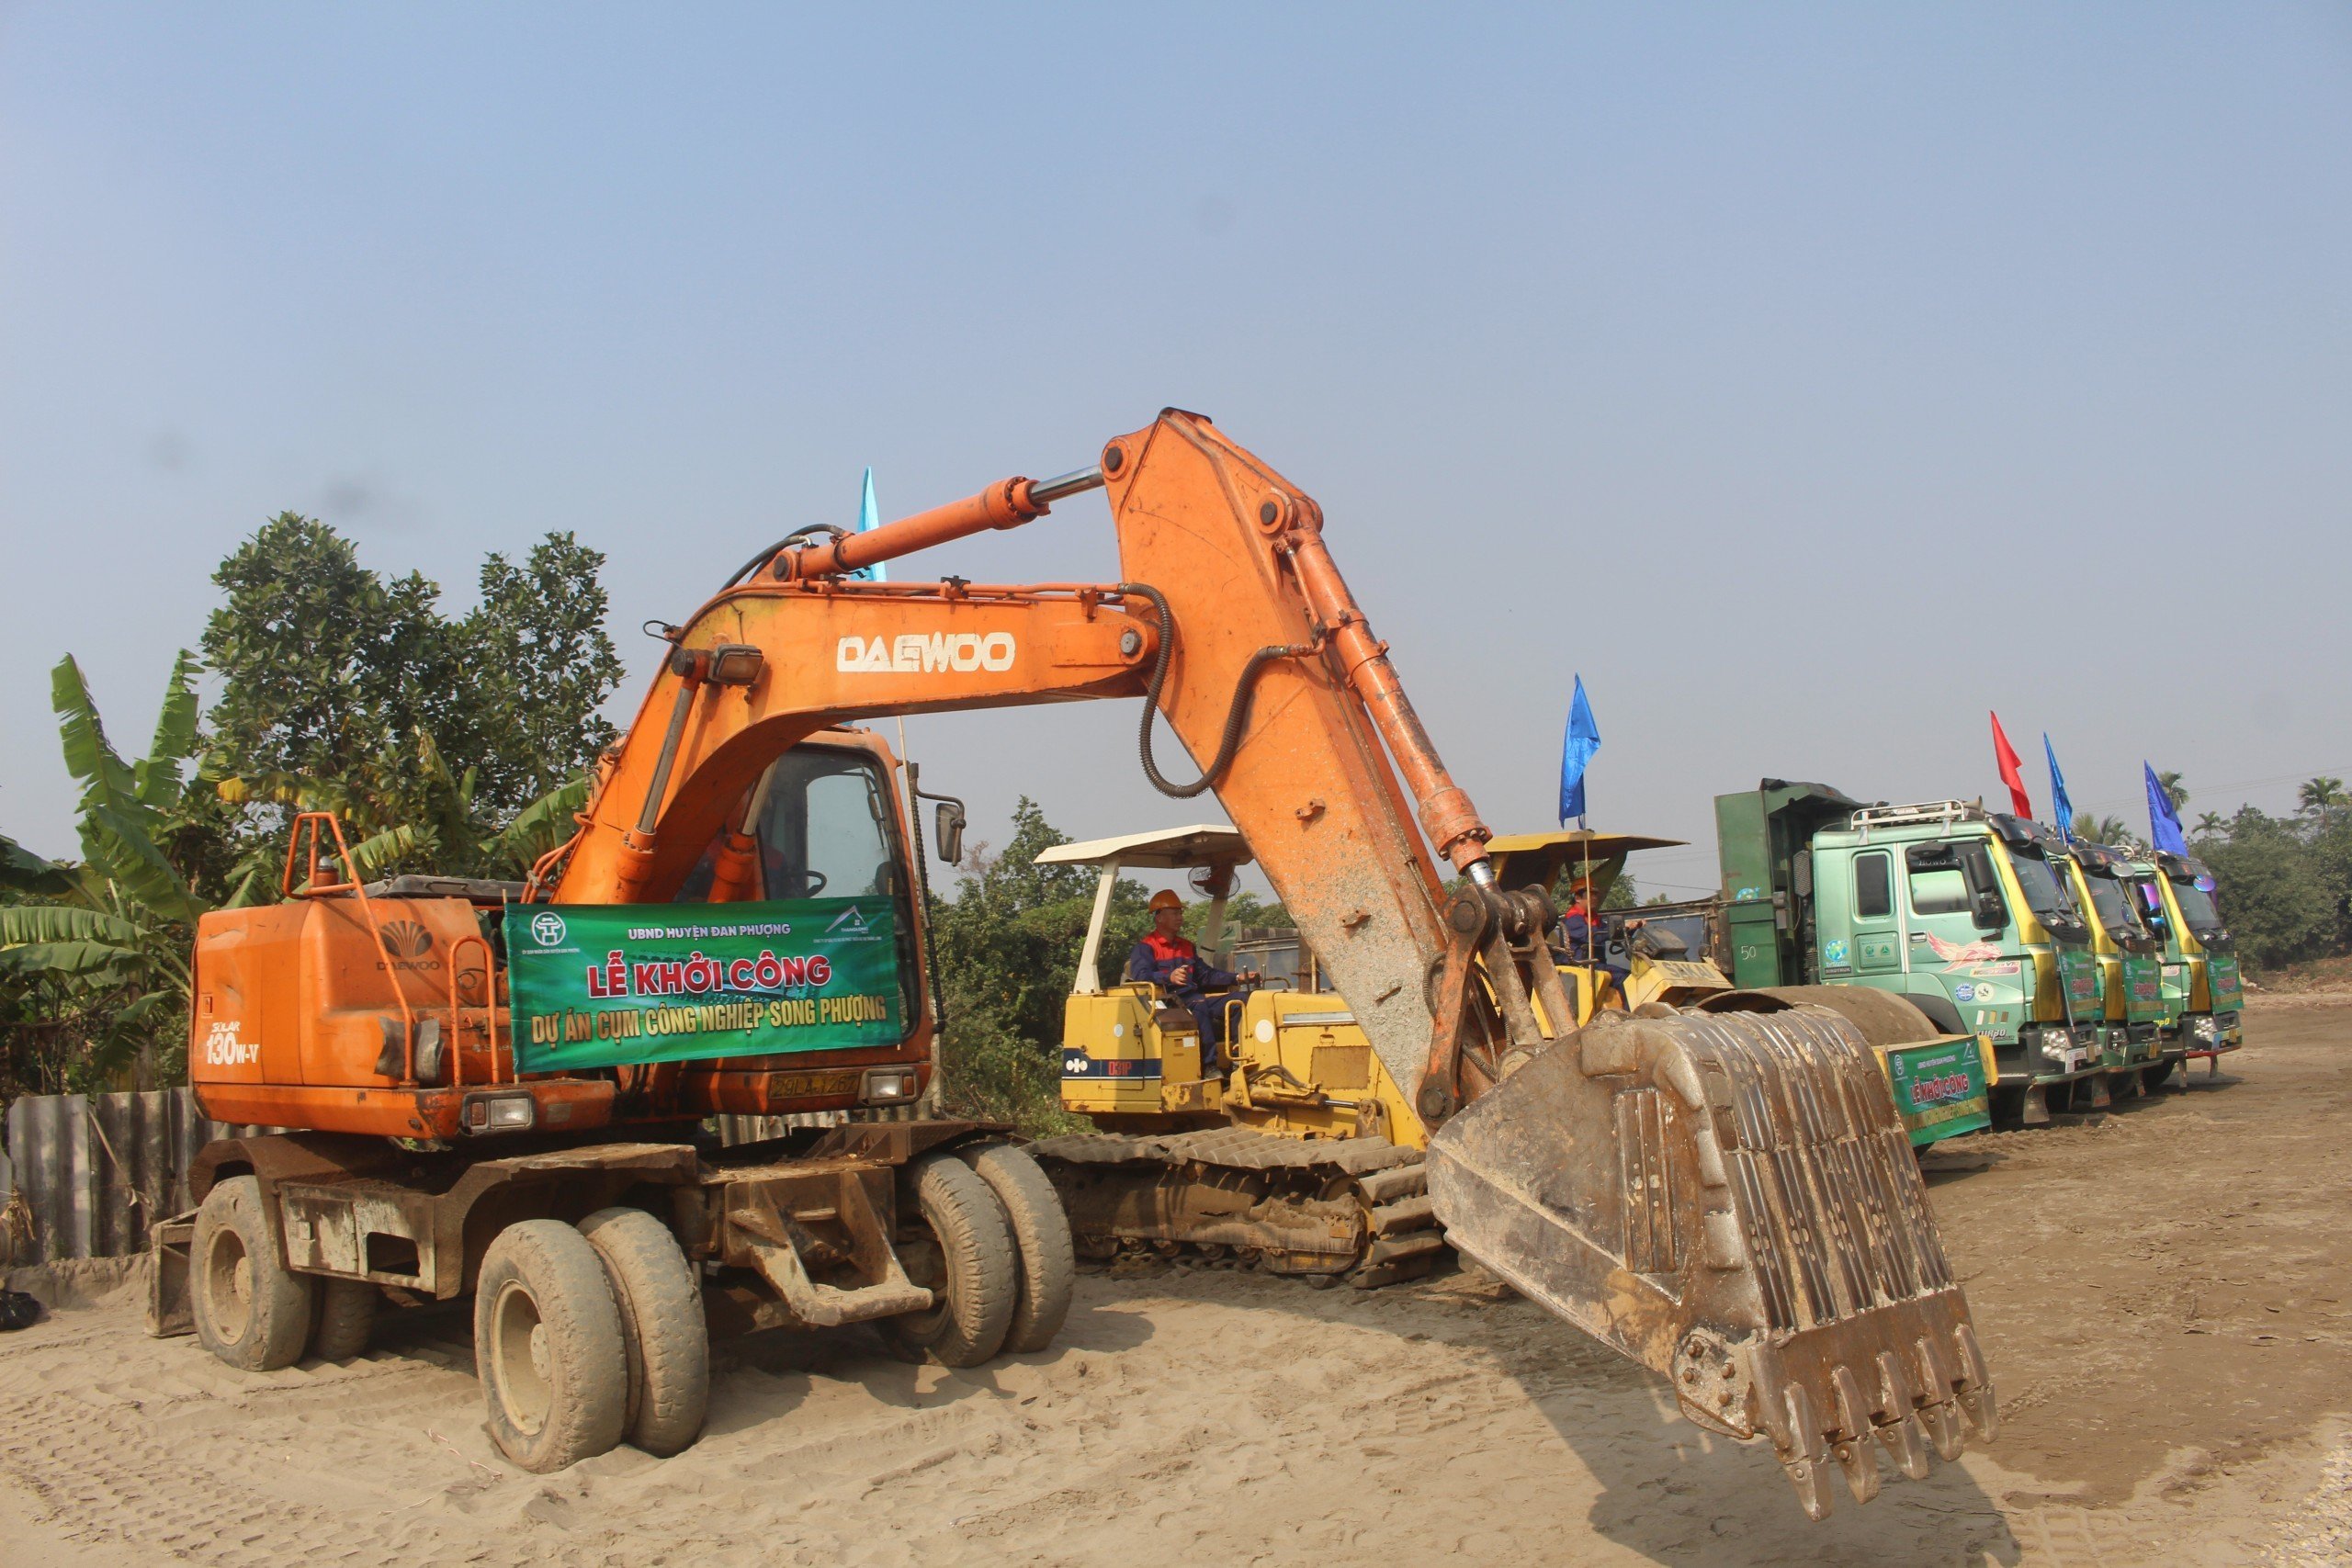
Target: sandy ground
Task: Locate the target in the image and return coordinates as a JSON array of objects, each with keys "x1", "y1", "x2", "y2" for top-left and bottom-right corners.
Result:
[{"x1": 5, "y1": 1003, "x2": 2350, "y2": 1567}]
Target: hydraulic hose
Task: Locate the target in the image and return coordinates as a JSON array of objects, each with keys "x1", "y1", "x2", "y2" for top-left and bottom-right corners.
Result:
[
  {"x1": 722, "y1": 525, "x2": 847, "y2": 590},
  {"x1": 1120, "y1": 582, "x2": 1317, "y2": 800}
]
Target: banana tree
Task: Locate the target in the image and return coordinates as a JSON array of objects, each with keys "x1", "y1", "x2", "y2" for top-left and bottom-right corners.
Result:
[
  {"x1": 212, "y1": 728, "x2": 584, "y2": 885},
  {"x1": 0, "y1": 654, "x2": 216, "y2": 1085}
]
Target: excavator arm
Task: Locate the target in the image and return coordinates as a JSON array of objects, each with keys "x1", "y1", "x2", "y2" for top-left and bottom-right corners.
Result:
[{"x1": 547, "y1": 411, "x2": 1993, "y2": 1517}]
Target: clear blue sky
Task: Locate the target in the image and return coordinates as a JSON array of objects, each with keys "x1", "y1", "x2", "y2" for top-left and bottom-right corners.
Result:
[{"x1": 4, "y1": 4, "x2": 2347, "y2": 898}]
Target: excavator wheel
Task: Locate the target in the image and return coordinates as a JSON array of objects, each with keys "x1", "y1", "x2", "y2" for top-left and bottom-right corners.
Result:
[
  {"x1": 192, "y1": 1176, "x2": 314, "y2": 1372},
  {"x1": 957, "y1": 1142, "x2": 1077, "y2": 1355},
  {"x1": 474, "y1": 1220, "x2": 629, "y2": 1473},
  {"x1": 876, "y1": 1154, "x2": 1019, "y2": 1368},
  {"x1": 309, "y1": 1278, "x2": 379, "y2": 1363},
  {"x1": 1424, "y1": 1006, "x2": 1995, "y2": 1519},
  {"x1": 580, "y1": 1207, "x2": 709, "y2": 1458}
]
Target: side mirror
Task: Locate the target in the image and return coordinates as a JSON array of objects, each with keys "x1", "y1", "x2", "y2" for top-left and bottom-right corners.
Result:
[
  {"x1": 1972, "y1": 892, "x2": 2007, "y2": 932},
  {"x1": 934, "y1": 800, "x2": 966, "y2": 864}
]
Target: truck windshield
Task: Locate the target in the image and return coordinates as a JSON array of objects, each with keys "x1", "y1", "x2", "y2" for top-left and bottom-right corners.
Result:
[
  {"x1": 2126, "y1": 875, "x2": 2172, "y2": 941},
  {"x1": 2007, "y1": 851, "x2": 2081, "y2": 931},
  {"x1": 2166, "y1": 874, "x2": 2225, "y2": 937},
  {"x1": 2080, "y1": 872, "x2": 2143, "y2": 940}
]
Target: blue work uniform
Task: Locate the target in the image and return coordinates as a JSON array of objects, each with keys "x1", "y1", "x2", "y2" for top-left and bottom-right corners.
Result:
[
  {"x1": 1125, "y1": 931, "x2": 1250, "y2": 1059},
  {"x1": 1557, "y1": 902, "x2": 1630, "y2": 992}
]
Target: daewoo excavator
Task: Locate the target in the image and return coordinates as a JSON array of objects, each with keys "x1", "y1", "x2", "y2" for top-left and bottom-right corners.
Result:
[{"x1": 156, "y1": 410, "x2": 1992, "y2": 1516}]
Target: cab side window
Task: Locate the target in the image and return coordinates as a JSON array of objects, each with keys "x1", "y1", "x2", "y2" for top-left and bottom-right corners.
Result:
[
  {"x1": 1905, "y1": 844, "x2": 1970, "y2": 915},
  {"x1": 1905, "y1": 841, "x2": 2007, "y2": 931},
  {"x1": 1854, "y1": 852, "x2": 1893, "y2": 919}
]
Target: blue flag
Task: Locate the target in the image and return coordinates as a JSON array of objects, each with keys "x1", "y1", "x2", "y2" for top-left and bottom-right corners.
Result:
[
  {"x1": 1559, "y1": 675, "x2": 1600, "y2": 827},
  {"x1": 854, "y1": 467, "x2": 887, "y2": 583},
  {"x1": 2144, "y1": 762, "x2": 2188, "y2": 856},
  {"x1": 2044, "y1": 735, "x2": 2075, "y2": 841}
]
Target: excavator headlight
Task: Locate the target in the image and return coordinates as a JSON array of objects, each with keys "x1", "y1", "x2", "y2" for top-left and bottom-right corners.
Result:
[
  {"x1": 860, "y1": 1067, "x2": 918, "y2": 1103},
  {"x1": 462, "y1": 1091, "x2": 537, "y2": 1133},
  {"x1": 707, "y1": 645, "x2": 765, "y2": 686}
]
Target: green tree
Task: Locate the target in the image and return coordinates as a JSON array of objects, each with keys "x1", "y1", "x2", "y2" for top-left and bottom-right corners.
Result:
[
  {"x1": 2156, "y1": 771, "x2": 2188, "y2": 810},
  {"x1": 199, "y1": 514, "x2": 620, "y2": 881},
  {"x1": 2193, "y1": 811, "x2": 2227, "y2": 838},
  {"x1": 2075, "y1": 812, "x2": 2135, "y2": 849},
  {"x1": 0, "y1": 655, "x2": 345, "y2": 1092},
  {"x1": 2299, "y1": 776, "x2": 2346, "y2": 819},
  {"x1": 922, "y1": 798, "x2": 1130, "y2": 1130},
  {"x1": 2194, "y1": 807, "x2": 2334, "y2": 969}
]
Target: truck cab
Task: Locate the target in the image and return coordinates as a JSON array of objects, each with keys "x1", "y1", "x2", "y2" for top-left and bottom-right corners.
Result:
[
  {"x1": 2055, "y1": 840, "x2": 2170, "y2": 1091},
  {"x1": 1811, "y1": 803, "x2": 2098, "y2": 1110},
  {"x1": 2128, "y1": 852, "x2": 2245, "y2": 1069},
  {"x1": 1716, "y1": 783, "x2": 2099, "y2": 1121}
]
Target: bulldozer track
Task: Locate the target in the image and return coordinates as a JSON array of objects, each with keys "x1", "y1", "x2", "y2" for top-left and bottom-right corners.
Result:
[{"x1": 1029, "y1": 1128, "x2": 1449, "y2": 1289}]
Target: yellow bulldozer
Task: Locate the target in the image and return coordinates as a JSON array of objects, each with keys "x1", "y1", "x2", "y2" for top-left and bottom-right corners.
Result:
[{"x1": 1029, "y1": 824, "x2": 1963, "y2": 1275}]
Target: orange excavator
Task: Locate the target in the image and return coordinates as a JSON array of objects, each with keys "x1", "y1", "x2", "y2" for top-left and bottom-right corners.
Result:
[{"x1": 159, "y1": 411, "x2": 1992, "y2": 1515}]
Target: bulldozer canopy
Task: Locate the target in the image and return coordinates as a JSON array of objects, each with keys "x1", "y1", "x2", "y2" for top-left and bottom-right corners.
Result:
[
  {"x1": 1034, "y1": 825, "x2": 1252, "y2": 871},
  {"x1": 1486, "y1": 830, "x2": 1685, "y2": 904}
]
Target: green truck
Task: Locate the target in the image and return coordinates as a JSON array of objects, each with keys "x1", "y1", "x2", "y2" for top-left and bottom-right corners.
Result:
[
  {"x1": 1715, "y1": 783, "x2": 2102, "y2": 1125},
  {"x1": 2123, "y1": 852, "x2": 2245, "y2": 1077},
  {"x1": 2054, "y1": 840, "x2": 2172, "y2": 1098}
]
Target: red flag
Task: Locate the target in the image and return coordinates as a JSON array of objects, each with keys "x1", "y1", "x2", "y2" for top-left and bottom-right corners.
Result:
[{"x1": 1989, "y1": 712, "x2": 2033, "y2": 818}]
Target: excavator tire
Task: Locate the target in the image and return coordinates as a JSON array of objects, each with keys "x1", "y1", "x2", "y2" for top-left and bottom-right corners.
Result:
[
  {"x1": 958, "y1": 1142, "x2": 1076, "y2": 1354},
  {"x1": 193, "y1": 1176, "x2": 314, "y2": 1372},
  {"x1": 309, "y1": 1278, "x2": 378, "y2": 1363},
  {"x1": 876, "y1": 1154, "x2": 1019, "y2": 1368},
  {"x1": 1029, "y1": 1126, "x2": 1448, "y2": 1290},
  {"x1": 580, "y1": 1207, "x2": 709, "y2": 1458},
  {"x1": 473, "y1": 1220, "x2": 629, "y2": 1473}
]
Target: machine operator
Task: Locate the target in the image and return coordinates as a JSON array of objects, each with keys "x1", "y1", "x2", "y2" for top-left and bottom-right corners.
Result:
[
  {"x1": 1557, "y1": 873, "x2": 1633, "y2": 1001},
  {"x1": 1126, "y1": 889, "x2": 1259, "y2": 1066}
]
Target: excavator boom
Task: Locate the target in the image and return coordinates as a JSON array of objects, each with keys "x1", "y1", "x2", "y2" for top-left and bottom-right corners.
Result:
[{"x1": 541, "y1": 411, "x2": 1991, "y2": 1517}]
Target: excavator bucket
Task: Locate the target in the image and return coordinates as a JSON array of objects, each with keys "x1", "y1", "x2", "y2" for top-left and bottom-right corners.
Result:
[{"x1": 1423, "y1": 1004, "x2": 1996, "y2": 1518}]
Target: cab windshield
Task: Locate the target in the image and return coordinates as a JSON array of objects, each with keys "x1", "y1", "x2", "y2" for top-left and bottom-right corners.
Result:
[
  {"x1": 2167, "y1": 875, "x2": 2224, "y2": 937},
  {"x1": 2126, "y1": 876, "x2": 2173, "y2": 941},
  {"x1": 2079, "y1": 872, "x2": 2143, "y2": 941},
  {"x1": 2008, "y1": 851, "x2": 2082, "y2": 931}
]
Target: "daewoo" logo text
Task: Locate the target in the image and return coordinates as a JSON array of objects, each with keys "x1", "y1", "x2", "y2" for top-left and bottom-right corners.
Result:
[{"x1": 836, "y1": 632, "x2": 1015, "y2": 674}]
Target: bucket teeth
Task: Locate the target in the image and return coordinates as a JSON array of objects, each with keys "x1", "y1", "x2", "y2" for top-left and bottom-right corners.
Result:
[
  {"x1": 1874, "y1": 1349, "x2": 1935, "y2": 1480},
  {"x1": 1954, "y1": 1322, "x2": 1999, "y2": 1439},
  {"x1": 1881, "y1": 1412, "x2": 1934, "y2": 1481},
  {"x1": 1827, "y1": 1365, "x2": 1883, "y2": 1504},
  {"x1": 1423, "y1": 1002, "x2": 1998, "y2": 1523}
]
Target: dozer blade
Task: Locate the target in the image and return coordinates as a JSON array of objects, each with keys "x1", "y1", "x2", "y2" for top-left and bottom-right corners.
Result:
[{"x1": 1423, "y1": 1005, "x2": 1995, "y2": 1520}]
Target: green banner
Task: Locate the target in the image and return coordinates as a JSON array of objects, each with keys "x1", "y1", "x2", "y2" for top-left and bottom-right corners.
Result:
[
  {"x1": 2205, "y1": 953, "x2": 2243, "y2": 1009},
  {"x1": 2057, "y1": 948, "x2": 2099, "y2": 1008},
  {"x1": 1883, "y1": 1036, "x2": 1991, "y2": 1146},
  {"x1": 2121, "y1": 955, "x2": 2165, "y2": 1021},
  {"x1": 503, "y1": 898, "x2": 906, "y2": 1074}
]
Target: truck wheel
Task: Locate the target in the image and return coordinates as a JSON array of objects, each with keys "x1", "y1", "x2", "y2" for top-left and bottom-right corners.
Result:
[
  {"x1": 877, "y1": 1154, "x2": 1017, "y2": 1368},
  {"x1": 192, "y1": 1176, "x2": 313, "y2": 1372},
  {"x1": 474, "y1": 1220, "x2": 628, "y2": 1472},
  {"x1": 2142, "y1": 1061, "x2": 2179, "y2": 1091},
  {"x1": 310, "y1": 1278, "x2": 378, "y2": 1362},
  {"x1": 579, "y1": 1207, "x2": 709, "y2": 1458},
  {"x1": 960, "y1": 1143, "x2": 1075, "y2": 1354}
]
